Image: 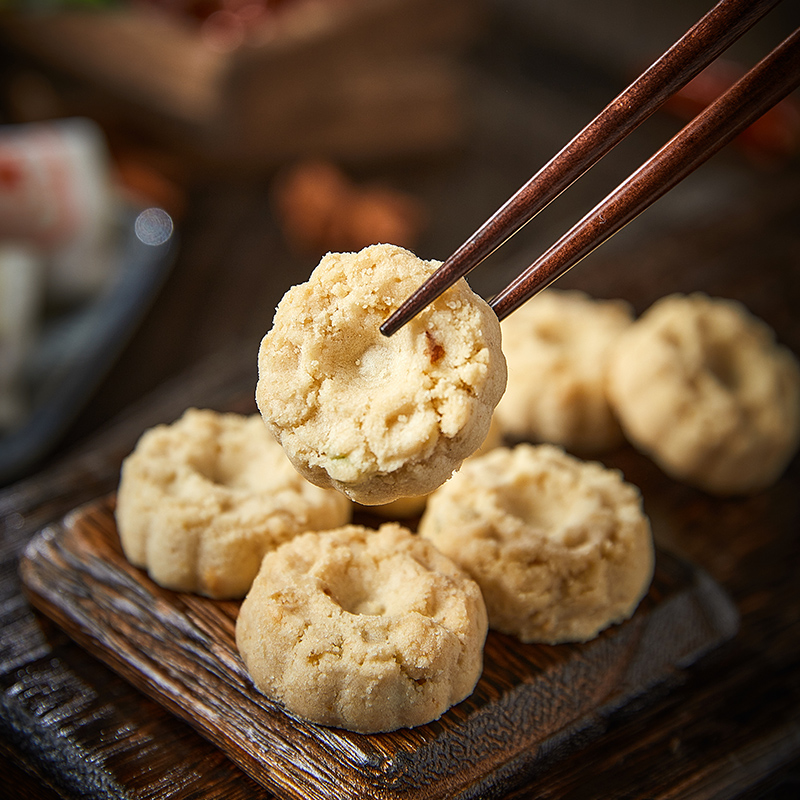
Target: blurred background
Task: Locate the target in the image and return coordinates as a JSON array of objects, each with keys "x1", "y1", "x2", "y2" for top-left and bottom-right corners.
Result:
[{"x1": 0, "y1": 0, "x2": 798, "y2": 486}]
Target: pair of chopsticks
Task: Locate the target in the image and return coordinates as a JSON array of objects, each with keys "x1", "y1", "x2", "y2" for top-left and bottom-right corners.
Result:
[{"x1": 381, "y1": 0, "x2": 799, "y2": 336}]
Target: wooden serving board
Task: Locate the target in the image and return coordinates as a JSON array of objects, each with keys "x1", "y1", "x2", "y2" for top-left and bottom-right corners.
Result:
[{"x1": 19, "y1": 496, "x2": 739, "y2": 800}]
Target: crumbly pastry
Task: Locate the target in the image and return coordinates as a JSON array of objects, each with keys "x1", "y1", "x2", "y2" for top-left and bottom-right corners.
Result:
[
  {"x1": 418, "y1": 444, "x2": 654, "y2": 644},
  {"x1": 494, "y1": 289, "x2": 634, "y2": 454},
  {"x1": 607, "y1": 293, "x2": 800, "y2": 495},
  {"x1": 115, "y1": 409, "x2": 352, "y2": 599},
  {"x1": 235, "y1": 523, "x2": 488, "y2": 733},
  {"x1": 256, "y1": 243, "x2": 507, "y2": 505},
  {"x1": 363, "y1": 413, "x2": 505, "y2": 520}
]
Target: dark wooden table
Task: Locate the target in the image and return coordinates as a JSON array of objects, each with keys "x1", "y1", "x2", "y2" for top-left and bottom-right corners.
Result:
[{"x1": 2, "y1": 1, "x2": 800, "y2": 797}]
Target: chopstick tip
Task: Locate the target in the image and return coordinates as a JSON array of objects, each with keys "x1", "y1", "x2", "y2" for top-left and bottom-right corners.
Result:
[
  {"x1": 380, "y1": 310, "x2": 406, "y2": 337},
  {"x1": 381, "y1": 250, "x2": 479, "y2": 336}
]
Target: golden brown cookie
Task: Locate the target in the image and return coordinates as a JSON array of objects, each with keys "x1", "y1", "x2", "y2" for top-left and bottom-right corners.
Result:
[
  {"x1": 418, "y1": 444, "x2": 654, "y2": 644},
  {"x1": 494, "y1": 289, "x2": 634, "y2": 454},
  {"x1": 115, "y1": 409, "x2": 352, "y2": 599},
  {"x1": 607, "y1": 293, "x2": 800, "y2": 494},
  {"x1": 235, "y1": 523, "x2": 488, "y2": 733},
  {"x1": 256, "y1": 243, "x2": 507, "y2": 505}
]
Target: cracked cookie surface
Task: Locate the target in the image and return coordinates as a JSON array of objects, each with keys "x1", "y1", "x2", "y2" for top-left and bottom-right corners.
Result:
[
  {"x1": 255, "y1": 243, "x2": 507, "y2": 505},
  {"x1": 418, "y1": 444, "x2": 654, "y2": 644},
  {"x1": 494, "y1": 289, "x2": 633, "y2": 454},
  {"x1": 607, "y1": 293, "x2": 800, "y2": 495},
  {"x1": 235, "y1": 523, "x2": 488, "y2": 732},
  {"x1": 115, "y1": 409, "x2": 351, "y2": 599}
]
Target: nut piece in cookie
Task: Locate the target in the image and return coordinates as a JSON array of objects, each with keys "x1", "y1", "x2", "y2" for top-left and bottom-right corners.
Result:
[
  {"x1": 256, "y1": 243, "x2": 507, "y2": 505},
  {"x1": 235, "y1": 523, "x2": 488, "y2": 733},
  {"x1": 494, "y1": 289, "x2": 634, "y2": 454},
  {"x1": 607, "y1": 293, "x2": 800, "y2": 495},
  {"x1": 418, "y1": 444, "x2": 654, "y2": 644},
  {"x1": 115, "y1": 409, "x2": 352, "y2": 599}
]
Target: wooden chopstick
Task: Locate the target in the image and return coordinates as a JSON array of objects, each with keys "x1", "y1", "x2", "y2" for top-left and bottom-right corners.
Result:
[
  {"x1": 490, "y1": 26, "x2": 800, "y2": 319},
  {"x1": 380, "y1": 0, "x2": 784, "y2": 336}
]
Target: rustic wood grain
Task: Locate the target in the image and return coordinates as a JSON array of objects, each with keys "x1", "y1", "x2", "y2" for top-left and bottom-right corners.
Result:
[{"x1": 19, "y1": 496, "x2": 737, "y2": 800}]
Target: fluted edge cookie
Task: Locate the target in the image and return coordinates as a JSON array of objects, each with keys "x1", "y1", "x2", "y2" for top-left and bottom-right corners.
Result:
[
  {"x1": 607, "y1": 293, "x2": 800, "y2": 494},
  {"x1": 494, "y1": 289, "x2": 634, "y2": 454},
  {"x1": 235, "y1": 523, "x2": 488, "y2": 732},
  {"x1": 115, "y1": 409, "x2": 352, "y2": 599},
  {"x1": 418, "y1": 444, "x2": 654, "y2": 644}
]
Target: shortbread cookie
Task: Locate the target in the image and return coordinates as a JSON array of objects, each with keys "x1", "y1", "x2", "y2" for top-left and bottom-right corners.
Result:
[
  {"x1": 116, "y1": 409, "x2": 352, "y2": 599},
  {"x1": 494, "y1": 289, "x2": 634, "y2": 454},
  {"x1": 607, "y1": 293, "x2": 800, "y2": 495},
  {"x1": 256, "y1": 243, "x2": 507, "y2": 505},
  {"x1": 236, "y1": 523, "x2": 488, "y2": 733},
  {"x1": 418, "y1": 444, "x2": 654, "y2": 644}
]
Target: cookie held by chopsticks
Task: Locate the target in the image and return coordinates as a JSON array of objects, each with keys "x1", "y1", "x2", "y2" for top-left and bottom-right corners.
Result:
[{"x1": 256, "y1": 243, "x2": 507, "y2": 505}]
